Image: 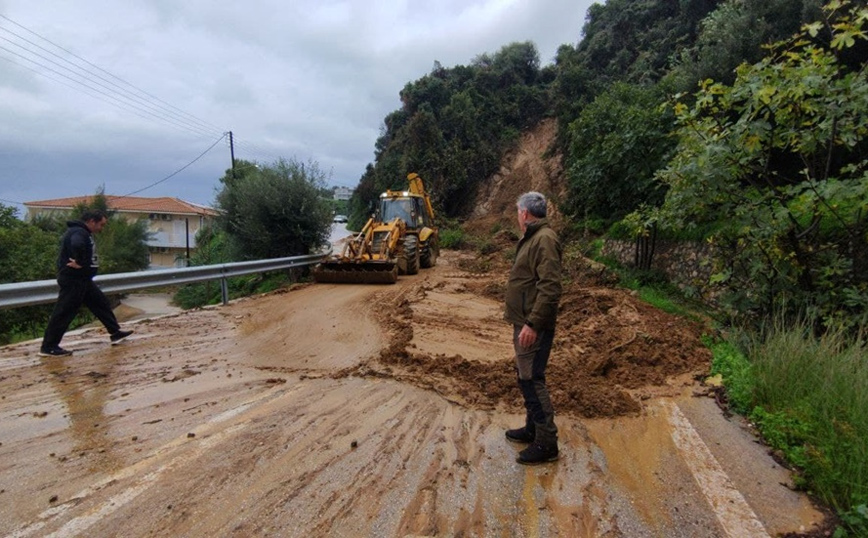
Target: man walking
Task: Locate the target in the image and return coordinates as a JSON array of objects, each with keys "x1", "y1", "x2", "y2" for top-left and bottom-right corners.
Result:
[
  {"x1": 40, "y1": 209, "x2": 133, "y2": 357},
  {"x1": 503, "y1": 191, "x2": 563, "y2": 465}
]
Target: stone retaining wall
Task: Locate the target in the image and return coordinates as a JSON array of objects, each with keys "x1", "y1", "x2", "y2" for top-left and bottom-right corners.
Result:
[{"x1": 601, "y1": 239, "x2": 717, "y2": 301}]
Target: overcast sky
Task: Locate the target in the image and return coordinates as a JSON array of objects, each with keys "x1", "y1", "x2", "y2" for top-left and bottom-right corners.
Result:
[{"x1": 0, "y1": 0, "x2": 594, "y2": 215}]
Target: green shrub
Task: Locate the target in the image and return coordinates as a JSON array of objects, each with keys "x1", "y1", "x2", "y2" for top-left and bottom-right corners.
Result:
[
  {"x1": 708, "y1": 338, "x2": 754, "y2": 414},
  {"x1": 439, "y1": 227, "x2": 465, "y2": 249}
]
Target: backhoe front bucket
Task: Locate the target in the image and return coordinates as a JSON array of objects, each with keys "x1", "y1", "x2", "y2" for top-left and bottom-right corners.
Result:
[{"x1": 312, "y1": 261, "x2": 399, "y2": 284}]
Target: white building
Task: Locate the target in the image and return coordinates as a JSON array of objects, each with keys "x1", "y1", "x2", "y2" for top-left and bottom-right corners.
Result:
[
  {"x1": 25, "y1": 195, "x2": 218, "y2": 268},
  {"x1": 333, "y1": 186, "x2": 353, "y2": 201}
]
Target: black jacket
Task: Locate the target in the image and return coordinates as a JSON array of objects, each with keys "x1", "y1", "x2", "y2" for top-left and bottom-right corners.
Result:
[{"x1": 57, "y1": 221, "x2": 99, "y2": 280}]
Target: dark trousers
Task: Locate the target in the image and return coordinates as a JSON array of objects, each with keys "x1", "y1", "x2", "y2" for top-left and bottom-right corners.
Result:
[
  {"x1": 42, "y1": 277, "x2": 120, "y2": 350},
  {"x1": 512, "y1": 324, "x2": 558, "y2": 447}
]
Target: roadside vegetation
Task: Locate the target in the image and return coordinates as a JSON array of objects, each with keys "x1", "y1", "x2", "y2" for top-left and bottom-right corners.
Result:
[
  {"x1": 710, "y1": 322, "x2": 868, "y2": 536},
  {"x1": 174, "y1": 157, "x2": 332, "y2": 308}
]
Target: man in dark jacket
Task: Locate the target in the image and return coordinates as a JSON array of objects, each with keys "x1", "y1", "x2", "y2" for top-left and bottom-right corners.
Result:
[
  {"x1": 39, "y1": 209, "x2": 133, "y2": 356},
  {"x1": 503, "y1": 191, "x2": 563, "y2": 464}
]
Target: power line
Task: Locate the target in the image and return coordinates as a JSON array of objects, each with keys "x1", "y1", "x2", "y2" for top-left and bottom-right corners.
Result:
[
  {"x1": 0, "y1": 15, "x2": 289, "y2": 198},
  {"x1": 0, "y1": 134, "x2": 228, "y2": 207},
  {"x1": 0, "y1": 14, "x2": 224, "y2": 139},
  {"x1": 122, "y1": 133, "x2": 228, "y2": 197},
  {"x1": 0, "y1": 39, "x2": 220, "y2": 140},
  {"x1": 0, "y1": 47, "x2": 218, "y2": 139},
  {"x1": 231, "y1": 138, "x2": 282, "y2": 164}
]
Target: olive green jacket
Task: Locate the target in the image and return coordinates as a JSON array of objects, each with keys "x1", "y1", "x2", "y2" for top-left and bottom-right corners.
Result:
[{"x1": 503, "y1": 218, "x2": 563, "y2": 330}]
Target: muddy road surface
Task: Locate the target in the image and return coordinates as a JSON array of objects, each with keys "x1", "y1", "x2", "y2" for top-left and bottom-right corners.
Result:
[{"x1": 0, "y1": 250, "x2": 825, "y2": 537}]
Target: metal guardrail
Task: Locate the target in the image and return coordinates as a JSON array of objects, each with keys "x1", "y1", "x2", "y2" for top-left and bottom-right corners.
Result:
[{"x1": 0, "y1": 251, "x2": 330, "y2": 310}]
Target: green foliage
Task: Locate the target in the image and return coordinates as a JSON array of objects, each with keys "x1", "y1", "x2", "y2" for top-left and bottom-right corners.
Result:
[
  {"x1": 97, "y1": 217, "x2": 151, "y2": 274},
  {"x1": 712, "y1": 316, "x2": 868, "y2": 533},
  {"x1": 176, "y1": 167, "x2": 323, "y2": 310},
  {"x1": 29, "y1": 212, "x2": 67, "y2": 235},
  {"x1": 748, "y1": 406, "x2": 813, "y2": 471},
  {"x1": 637, "y1": 286, "x2": 698, "y2": 319},
  {"x1": 325, "y1": 198, "x2": 349, "y2": 216},
  {"x1": 572, "y1": 0, "x2": 720, "y2": 87},
  {"x1": 565, "y1": 82, "x2": 676, "y2": 224},
  {"x1": 0, "y1": 203, "x2": 58, "y2": 344},
  {"x1": 216, "y1": 158, "x2": 332, "y2": 259},
  {"x1": 708, "y1": 338, "x2": 754, "y2": 414},
  {"x1": 173, "y1": 223, "x2": 303, "y2": 309},
  {"x1": 836, "y1": 504, "x2": 868, "y2": 538},
  {"x1": 0, "y1": 204, "x2": 21, "y2": 228},
  {"x1": 755, "y1": 321, "x2": 868, "y2": 520},
  {"x1": 173, "y1": 226, "x2": 299, "y2": 309},
  {"x1": 670, "y1": 0, "x2": 821, "y2": 89},
  {"x1": 647, "y1": 1, "x2": 868, "y2": 327},
  {"x1": 172, "y1": 226, "x2": 233, "y2": 308},
  {"x1": 438, "y1": 225, "x2": 465, "y2": 250},
  {"x1": 0, "y1": 209, "x2": 57, "y2": 283}
]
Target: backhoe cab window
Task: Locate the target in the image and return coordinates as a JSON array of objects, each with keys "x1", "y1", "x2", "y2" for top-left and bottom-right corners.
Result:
[{"x1": 381, "y1": 199, "x2": 418, "y2": 227}]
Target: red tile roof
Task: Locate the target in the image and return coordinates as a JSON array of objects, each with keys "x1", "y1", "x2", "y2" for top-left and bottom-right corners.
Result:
[{"x1": 24, "y1": 196, "x2": 218, "y2": 217}]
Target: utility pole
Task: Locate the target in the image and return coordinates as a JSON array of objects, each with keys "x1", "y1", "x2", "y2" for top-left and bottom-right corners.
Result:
[
  {"x1": 185, "y1": 218, "x2": 190, "y2": 267},
  {"x1": 228, "y1": 131, "x2": 236, "y2": 173}
]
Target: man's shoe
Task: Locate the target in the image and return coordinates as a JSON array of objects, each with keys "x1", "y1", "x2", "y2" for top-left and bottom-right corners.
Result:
[
  {"x1": 39, "y1": 347, "x2": 73, "y2": 357},
  {"x1": 516, "y1": 443, "x2": 559, "y2": 465},
  {"x1": 505, "y1": 427, "x2": 535, "y2": 444},
  {"x1": 110, "y1": 330, "x2": 133, "y2": 345}
]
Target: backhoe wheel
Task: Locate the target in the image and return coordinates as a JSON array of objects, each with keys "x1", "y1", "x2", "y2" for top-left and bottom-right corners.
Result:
[
  {"x1": 403, "y1": 235, "x2": 420, "y2": 275},
  {"x1": 420, "y1": 237, "x2": 437, "y2": 268}
]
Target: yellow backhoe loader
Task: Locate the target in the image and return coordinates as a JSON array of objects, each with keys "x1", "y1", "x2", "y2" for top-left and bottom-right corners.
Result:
[{"x1": 313, "y1": 173, "x2": 439, "y2": 284}]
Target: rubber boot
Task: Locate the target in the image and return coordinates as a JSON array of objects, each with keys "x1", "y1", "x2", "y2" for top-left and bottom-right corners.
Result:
[{"x1": 516, "y1": 422, "x2": 559, "y2": 465}]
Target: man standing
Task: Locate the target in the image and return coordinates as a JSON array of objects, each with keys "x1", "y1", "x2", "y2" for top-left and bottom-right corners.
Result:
[
  {"x1": 503, "y1": 191, "x2": 563, "y2": 465},
  {"x1": 40, "y1": 209, "x2": 133, "y2": 357}
]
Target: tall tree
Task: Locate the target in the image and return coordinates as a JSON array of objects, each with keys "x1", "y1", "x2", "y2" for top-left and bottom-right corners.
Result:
[
  {"x1": 671, "y1": 0, "x2": 823, "y2": 89},
  {"x1": 216, "y1": 158, "x2": 333, "y2": 259},
  {"x1": 565, "y1": 81, "x2": 676, "y2": 225}
]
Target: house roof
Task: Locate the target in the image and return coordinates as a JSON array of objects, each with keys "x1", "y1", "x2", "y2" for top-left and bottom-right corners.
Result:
[{"x1": 24, "y1": 196, "x2": 219, "y2": 217}]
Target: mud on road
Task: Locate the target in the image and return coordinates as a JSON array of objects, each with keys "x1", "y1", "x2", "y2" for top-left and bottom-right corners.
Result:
[{"x1": 0, "y1": 250, "x2": 825, "y2": 537}]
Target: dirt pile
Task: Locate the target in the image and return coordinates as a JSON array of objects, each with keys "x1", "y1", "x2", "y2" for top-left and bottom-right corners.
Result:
[{"x1": 334, "y1": 249, "x2": 711, "y2": 419}]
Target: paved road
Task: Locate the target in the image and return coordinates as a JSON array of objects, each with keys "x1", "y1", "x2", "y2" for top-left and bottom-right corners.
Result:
[{"x1": 0, "y1": 250, "x2": 827, "y2": 537}]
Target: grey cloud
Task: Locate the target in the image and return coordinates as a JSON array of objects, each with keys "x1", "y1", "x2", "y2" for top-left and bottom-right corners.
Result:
[{"x1": 0, "y1": 0, "x2": 594, "y2": 214}]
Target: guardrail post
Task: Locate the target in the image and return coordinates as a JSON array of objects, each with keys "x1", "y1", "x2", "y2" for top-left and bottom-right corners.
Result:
[{"x1": 220, "y1": 277, "x2": 229, "y2": 305}]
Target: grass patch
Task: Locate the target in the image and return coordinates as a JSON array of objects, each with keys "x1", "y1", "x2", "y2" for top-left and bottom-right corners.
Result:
[
  {"x1": 603, "y1": 259, "x2": 707, "y2": 322},
  {"x1": 710, "y1": 319, "x2": 868, "y2": 536},
  {"x1": 636, "y1": 286, "x2": 698, "y2": 319},
  {"x1": 439, "y1": 226, "x2": 465, "y2": 249}
]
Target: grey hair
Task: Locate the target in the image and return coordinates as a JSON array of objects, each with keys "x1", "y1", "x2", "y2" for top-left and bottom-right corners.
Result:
[{"x1": 517, "y1": 191, "x2": 547, "y2": 218}]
